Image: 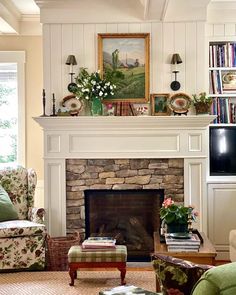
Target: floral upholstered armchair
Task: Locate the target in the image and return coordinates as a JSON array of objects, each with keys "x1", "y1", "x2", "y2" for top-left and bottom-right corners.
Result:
[{"x1": 0, "y1": 166, "x2": 46, "y2": 271}]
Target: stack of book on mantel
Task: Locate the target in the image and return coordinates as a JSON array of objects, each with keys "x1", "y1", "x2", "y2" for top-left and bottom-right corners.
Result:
[
  {"x1": 165, "y1": 233, "x2": 201, "y2": 252},
  {"x1": 82, "y1": 237, "x2": 116, "y2": 251}
]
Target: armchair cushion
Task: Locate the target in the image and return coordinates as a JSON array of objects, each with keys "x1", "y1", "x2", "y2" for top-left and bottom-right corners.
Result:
[
  {"x1": 0, "y1": 185, "x2": 18, "y2": 222},
  {"x1": 0, "y1": 220, "x2": 46, "y2": 238},
  {"x1": 152, "y1": 254, "x2": 212, "y2": 295}
]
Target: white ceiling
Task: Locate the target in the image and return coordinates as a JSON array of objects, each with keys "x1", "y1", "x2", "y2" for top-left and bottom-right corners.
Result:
[{"x1": 0, "y1": 0, "x2": 236, "y2": 35}]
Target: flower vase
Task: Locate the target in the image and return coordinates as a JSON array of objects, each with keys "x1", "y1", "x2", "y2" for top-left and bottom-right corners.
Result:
[
  {"x1": 91, "y1": 97, "x2": 103, "y2": 116},
  {"x1": 82, "y1": 99, "x2": 92, "y2": 116},
  {"x1": 167, "y1": 223, "x2": 188, "y2": 233}
]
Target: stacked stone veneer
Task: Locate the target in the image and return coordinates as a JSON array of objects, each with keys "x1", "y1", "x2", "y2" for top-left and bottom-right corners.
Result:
[{"x1": 66, "y1": 158, "x2": 184, "y2": 236}]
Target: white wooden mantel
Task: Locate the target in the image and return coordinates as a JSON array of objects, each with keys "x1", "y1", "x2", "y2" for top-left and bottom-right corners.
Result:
[{"x1": 34, "y1": 115, "x2": 216, "y2": 236}]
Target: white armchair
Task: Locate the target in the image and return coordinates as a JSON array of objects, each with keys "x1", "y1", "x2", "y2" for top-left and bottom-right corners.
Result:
[{"x1": 229, "y1": 230, "x2": 236, "y2": 262}]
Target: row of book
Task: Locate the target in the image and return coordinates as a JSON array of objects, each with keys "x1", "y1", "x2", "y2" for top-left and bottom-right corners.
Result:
[
  {"x1": 211, "y1": 97, "x2": 236, "y2": 124},
  {"x1": 165, "y1": 233, "x2": 201, "y2": 252},
  {"x1": 209, "y1": 42, "x2": 236, "y2": 67},
  {"x1": 81, "y1": 237, "x2": 116, "y2": 251}
]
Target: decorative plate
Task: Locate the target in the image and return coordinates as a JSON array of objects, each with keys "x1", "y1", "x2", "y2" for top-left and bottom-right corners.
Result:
[
  {"x1": 168, "y1": 92, "x2": 191, "y2": 114},
  {"x1": 168, "y1": 233, "x2": 192, "y2": 239},
  {"x1": 61, "y1": 94, "x2": 83, "y2": 116}
]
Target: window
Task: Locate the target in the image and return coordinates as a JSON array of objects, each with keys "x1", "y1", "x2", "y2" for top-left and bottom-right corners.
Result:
[{"x1": 0, "y1": 52, "x2": 25, "y2": 166}]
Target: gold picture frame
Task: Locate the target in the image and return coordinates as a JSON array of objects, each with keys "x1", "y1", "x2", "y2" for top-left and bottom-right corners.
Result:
[
  {"x1": 151, "y1": 93, "x2": 171, "y2": 116},
  {"x1": 98, "y1": 33, "x2": 150, "y2": 103}
]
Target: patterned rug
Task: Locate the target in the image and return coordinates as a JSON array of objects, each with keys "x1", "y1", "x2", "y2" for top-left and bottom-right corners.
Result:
[{"x1": 0, "y1": 270, "x2": 156, "y2": 295}]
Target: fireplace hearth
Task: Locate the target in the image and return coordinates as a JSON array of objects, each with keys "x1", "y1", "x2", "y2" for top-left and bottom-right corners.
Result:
[{"x1": 84, "y1": 189, "x2": 164, "y2": 261}]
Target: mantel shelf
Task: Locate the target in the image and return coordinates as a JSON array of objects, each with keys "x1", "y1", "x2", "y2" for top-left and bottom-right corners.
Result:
[{"x1": 34, "y1": 115, "x2": 216, "y2": 130}]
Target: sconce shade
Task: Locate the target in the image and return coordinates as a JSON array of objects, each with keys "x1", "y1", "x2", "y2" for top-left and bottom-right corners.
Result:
[
  {"x1": 66, "y1": 55, "x2": 77, "y2": 65},
  {"x1": 171, "y1": 53, "x2": 182, "y2": 65}
]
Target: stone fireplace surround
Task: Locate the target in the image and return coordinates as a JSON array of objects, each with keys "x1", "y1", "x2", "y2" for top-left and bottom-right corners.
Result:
[
  {"x1": 66, "y1": 158, "x2": 184, "y2": 237},
  {"x1": 34, "y1": 115, "x2": 215, "y2": 236}
]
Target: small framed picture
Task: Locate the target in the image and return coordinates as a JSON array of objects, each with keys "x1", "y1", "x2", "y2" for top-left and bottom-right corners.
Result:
[{"x1": 151, "y1": 93, "x2": 171, "y2": 116}]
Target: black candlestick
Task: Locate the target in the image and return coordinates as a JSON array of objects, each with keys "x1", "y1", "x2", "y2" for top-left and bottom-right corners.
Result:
[
  {"x1": 40, "y1": 89, "x2": 48, "y2": 116},
  {"x1": 50, "y1": 93, "x2": 57, "y2": 116}
]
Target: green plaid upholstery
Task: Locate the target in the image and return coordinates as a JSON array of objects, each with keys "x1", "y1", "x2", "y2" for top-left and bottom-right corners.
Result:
[{"x1": 68, "y1": 245, "x2": 127, "y2": 263}]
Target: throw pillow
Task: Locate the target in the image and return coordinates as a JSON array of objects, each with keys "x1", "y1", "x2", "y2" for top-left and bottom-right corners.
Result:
[
  {"x1": 152, "y1": 253, "x2": 213, "y2": 295},
  {"x1": 0, "y1": 184, "x2": 18, "y2": 222}
]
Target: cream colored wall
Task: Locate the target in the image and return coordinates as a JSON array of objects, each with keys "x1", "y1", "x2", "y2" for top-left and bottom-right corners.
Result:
[{"x1": 0, "y1": 36, "x2": 44, "y2": 207}]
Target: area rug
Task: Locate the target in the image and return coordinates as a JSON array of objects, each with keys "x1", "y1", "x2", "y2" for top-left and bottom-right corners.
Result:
[{"x1": 0, "y1": 270, "x2": 156, "y2": 295}]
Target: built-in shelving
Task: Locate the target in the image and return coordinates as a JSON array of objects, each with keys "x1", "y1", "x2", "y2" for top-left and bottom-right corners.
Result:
[{"x1": 209, "y1": 41, "x2": 236, "y2": 124}]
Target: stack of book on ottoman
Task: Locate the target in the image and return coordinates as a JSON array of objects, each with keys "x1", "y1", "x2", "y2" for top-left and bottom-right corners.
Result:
[
  {"x1": 165, "y1": 233, "x2": 201, "y2": 252},
  {"x1": 82, "y1": 237, "x2": 116, "y2": 251}
]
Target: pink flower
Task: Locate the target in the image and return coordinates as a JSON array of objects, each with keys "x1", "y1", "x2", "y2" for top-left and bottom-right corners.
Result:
[{"x1": 163, "y1": 197, "x2": 174, "y2": 208}]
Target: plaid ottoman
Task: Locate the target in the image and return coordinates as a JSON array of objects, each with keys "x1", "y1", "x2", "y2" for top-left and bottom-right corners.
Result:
[{"x1": 68, "y1": 245, "x2": 127, "y2": 286}]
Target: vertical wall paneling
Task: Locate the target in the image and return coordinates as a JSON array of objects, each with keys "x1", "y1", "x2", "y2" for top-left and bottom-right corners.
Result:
[
  {"x1": 95, "y1": 24, "x2": 107, "y2": 69},
  {"x1": 163, "y1": 23, "x2": 174, "y2": 92},
  {"x1": 44, "y1": 21, "x2": 207, "y2": 106},
  {"x1": 42, "y1": 24, "x2": 51, "y2": 115},
  {"x1": 206, "y1": 24, "x2": 213, "y2": 37},
  {"x1": 117, "y1": 23, "x2": 129, "y2": 33},
  {"x1": 151, "y1": 23, "x2": 163, "y2": 93},
  {"x1": 50, "y1": 24, "x2": 62, "y2": 110},
  {"x1": 73, "y1": 24, "x2": 85, "y2": 72},
  {"x1": 196, "y1": 22, "x2": 206, "y2": 92},
  {"x1": 174, "y1": 23, "x2": 186, "y2": 92},
  {"x1": 186, "y1": 22, "x2": 197, "y2": 94},
  {"x1": 83, "y1": 24, "x2": 96, "y2": 72},
  {"x1": 140, "y1": 23, "x2": 151, "y2": 33},
  {"x1": 213, "y1": 24, "x2": 225, "y2": 36},
  {"x1": 225, "y1": 24, "x2": 236, "y2": 36},
  {"x1": 62, "y1": 24, "x2": 73, "y2": 98},
  {"x1": 128, "y1": 23, "x2": 141, "y2": 33},
  {"x1": 106, "y1": 24, "x2": 118, "y2": 33}
]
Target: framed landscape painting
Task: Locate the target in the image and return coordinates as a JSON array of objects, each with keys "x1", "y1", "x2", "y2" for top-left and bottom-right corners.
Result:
[
  {"x1": 98, "y1": 33, "x2": 150, "y2": 103},
  {"x1": 151, "y1": 93, "x2": 171, "y2": 116}
]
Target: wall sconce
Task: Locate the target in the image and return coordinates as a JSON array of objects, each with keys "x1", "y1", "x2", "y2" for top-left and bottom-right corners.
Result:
[
  {"x1": 66, "y1": 55, "x2": 77, "y2": 92},
  {"x1": 170, "y1": 53, "x2": 182, "y2": 91}
]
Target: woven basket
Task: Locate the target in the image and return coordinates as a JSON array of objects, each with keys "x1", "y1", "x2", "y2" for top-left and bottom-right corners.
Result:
[
  {"x1": 46, "y1": 232, "x2": 80, "y2": 271},
  {"x1": 195, "y1": 102, "x2": 212, "y2": 115}
]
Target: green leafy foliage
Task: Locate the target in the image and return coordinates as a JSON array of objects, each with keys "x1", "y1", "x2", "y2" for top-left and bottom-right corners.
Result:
[
  {"x1": 192, "y1": 92, "x2": 213, "y2": 105},
  {"x1": 160, "y1": 198, "x2": 198, "y2": 225},
  {"x1": 72, "y1": 67, "x2": 116, "y2": 101}
]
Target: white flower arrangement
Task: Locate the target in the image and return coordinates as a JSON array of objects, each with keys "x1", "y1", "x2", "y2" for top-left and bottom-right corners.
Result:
[{"x1": 71, "y1": 68, "x2": 116, "y2": 101}]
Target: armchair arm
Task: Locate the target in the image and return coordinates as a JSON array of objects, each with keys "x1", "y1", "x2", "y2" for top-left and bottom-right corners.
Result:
[{"x1": 28, "y1": 207, "x2": 45, "y2": 224}]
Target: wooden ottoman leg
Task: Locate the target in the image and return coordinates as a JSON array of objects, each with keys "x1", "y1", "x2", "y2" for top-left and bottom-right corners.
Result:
[
  {"x1": 118, "y1": 265, "x2": 126, "y2": 285},
  {"x1": 69, "y1": 264, "x2": 77, "y2": 286}
]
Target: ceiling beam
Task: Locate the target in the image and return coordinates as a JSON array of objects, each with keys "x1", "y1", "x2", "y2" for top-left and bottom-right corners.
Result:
[{"x1": 0, "y1": 0, "x2": 20, "y2": 34}]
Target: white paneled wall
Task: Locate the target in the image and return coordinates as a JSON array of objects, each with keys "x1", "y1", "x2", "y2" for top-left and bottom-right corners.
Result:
[
  {"x1": 43, "y1": 22, "x2": 206, "y2": 114},
  {"x1": 207, "y1": 23, "x2": 236, "y2": 39}
]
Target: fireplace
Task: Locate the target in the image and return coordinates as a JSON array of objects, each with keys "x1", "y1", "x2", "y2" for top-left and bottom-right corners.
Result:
[
  {"x1": 84, "y1": 189, "x2": 164, "y2": 261},
  {"x1": 34, "y1": 116, "x2": 215, "y2": 236}
]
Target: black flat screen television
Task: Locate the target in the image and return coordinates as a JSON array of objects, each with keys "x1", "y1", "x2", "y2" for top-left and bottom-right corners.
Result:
[{"x1": 210, "y1": 126, "x2": 236, "y2": 176}]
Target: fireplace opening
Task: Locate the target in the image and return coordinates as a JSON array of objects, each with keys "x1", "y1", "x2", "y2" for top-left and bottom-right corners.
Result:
[{"x1": 84, "y1": 189, "x2": 164, "y2": 262}]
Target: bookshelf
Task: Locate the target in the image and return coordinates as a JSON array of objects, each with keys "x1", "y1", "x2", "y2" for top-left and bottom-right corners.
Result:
[{"x1": 209, "y1": 41, "x2": 236, "y2": 123}]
